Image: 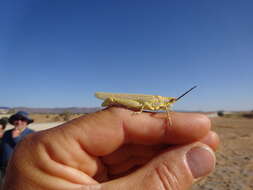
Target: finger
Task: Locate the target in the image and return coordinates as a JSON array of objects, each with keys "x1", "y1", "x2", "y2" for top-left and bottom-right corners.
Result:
[
  {"x1": 101, "y1": 142, "x2": 216, "y2": 190},
  {"x1": 104, "y1": 131, "x2": 219, "y2": 176},
  {"x1": 152, "y1": 112, "x2": 211, "y2": 144},
  {"x1": 200, "y1": 131, "x2": 220, "y2": 151},
  {"x1": 107, "y1": 156, "x2": 150, "y2": 176},
  {"x1": 58, "y1": 107, "x2": 211, "y2": 156},
  {"x1": 105, "y1": 130, "x2": 219, "y2": 178}
]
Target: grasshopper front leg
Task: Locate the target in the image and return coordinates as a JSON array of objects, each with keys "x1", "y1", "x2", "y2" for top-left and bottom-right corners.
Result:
[{"x1": 165, "y1": 106, "x2": 173, "y2": 127}]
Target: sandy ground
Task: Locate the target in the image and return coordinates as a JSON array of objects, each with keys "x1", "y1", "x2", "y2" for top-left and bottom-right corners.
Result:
[
  {"x1": 5, "y1": 122, "x2": 64, "y2": 131},
  {"x1": 192, "y1": 117, "x2": 253, "y2": 190}
]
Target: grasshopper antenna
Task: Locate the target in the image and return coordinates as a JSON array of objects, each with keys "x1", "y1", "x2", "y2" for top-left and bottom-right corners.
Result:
[{"x1": 176, "y1": 85, "x2": 197, "y2": 101}]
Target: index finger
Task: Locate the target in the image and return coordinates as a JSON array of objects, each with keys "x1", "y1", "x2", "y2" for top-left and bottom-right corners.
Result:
[{"x1": 53, "y1": 107, "x2": 211, "y2": 156}]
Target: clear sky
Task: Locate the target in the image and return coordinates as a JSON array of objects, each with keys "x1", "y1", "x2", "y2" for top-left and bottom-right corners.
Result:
[{"x1": 0, "y1": 0, "x2": 252, "y2": 111}]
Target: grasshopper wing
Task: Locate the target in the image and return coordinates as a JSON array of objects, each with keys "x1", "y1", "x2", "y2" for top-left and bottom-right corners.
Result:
[{"x1": 95, "y1": 92, "x2": 156, "y2": 101}]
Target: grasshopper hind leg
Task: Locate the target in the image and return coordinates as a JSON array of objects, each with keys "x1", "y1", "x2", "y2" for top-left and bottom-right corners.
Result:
[{"x1": 134, "y1": 102, "x2": 154, "y2": 114}]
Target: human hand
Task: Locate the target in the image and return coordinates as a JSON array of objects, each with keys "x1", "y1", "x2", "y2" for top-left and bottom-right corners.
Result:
[{"x1": 3, "y1": 107, "x2": 219, "y2": 190}]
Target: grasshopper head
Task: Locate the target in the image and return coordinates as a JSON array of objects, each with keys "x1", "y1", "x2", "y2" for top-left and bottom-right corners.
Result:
[
  {"x1": 157, "y1": 97, "x2": 176, "y2": 111},
  {"x1": 166, "y1": 97, "x2": 177, "y2": 104},
  {"x1": 163, "y1": 97, "x2": 177, "y2": 109}
]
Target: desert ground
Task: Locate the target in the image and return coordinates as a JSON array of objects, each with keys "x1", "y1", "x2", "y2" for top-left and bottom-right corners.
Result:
[
  {"x1": 192, "y1": 114, "x2": 253, "y2": 190},
  {"x1": 1, "y1": 112, "x2": 253, "y2": 189}
]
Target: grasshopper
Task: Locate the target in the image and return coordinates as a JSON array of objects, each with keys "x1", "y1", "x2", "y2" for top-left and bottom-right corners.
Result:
[{"x1": 95, "y1": 86, "x2": 197, "y2": 125}]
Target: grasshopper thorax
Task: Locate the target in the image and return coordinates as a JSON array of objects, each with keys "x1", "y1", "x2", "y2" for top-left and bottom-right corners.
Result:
[{"x1": 157, "y1": 97, "x2": 177, "y2": 110}]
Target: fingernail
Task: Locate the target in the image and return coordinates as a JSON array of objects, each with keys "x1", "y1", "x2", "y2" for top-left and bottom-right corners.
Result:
[{"x1": 186, "y1": 147, "x2": 215, "y2": 179}]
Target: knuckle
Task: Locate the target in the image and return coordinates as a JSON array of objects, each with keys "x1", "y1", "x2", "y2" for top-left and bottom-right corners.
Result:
[{"x1": 154, "y1": 162, "x2": 181, "y2": 190}]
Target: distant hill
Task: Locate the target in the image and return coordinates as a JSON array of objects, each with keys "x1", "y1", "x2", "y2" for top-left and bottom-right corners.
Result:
[
  {"x1": 0, "y1": 107, "x2": 10, "y2": 114},
  {"x1": 0, "y1": 107, "x2": 10, "y2": 109},
  {"x1": 3, "y1": 107, "x2": 101, "y2": 114}
]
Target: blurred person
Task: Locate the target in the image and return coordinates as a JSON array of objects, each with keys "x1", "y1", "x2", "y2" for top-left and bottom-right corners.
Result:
[
  {"x1": 0, "y1": 111, "x2": 35, "y2": 176},
  {"x1": 3, "y1": 107, "x2": 219, "y2": 190},
  {"x1": 0, "y1": 118, "x2": 8, "y2": 141},
  {"x1": 0, "y1": 117, "x2": 8, "y2": 179}
]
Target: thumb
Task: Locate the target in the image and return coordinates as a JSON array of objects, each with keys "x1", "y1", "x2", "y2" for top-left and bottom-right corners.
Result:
[{"x1": 101, "y1": 142, "x2": 215, "y2": 190}]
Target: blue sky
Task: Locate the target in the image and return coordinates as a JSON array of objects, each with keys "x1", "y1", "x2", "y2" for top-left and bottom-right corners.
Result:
[{"x1": 0, "y1": 0, "x2": 252, "y2": 111}]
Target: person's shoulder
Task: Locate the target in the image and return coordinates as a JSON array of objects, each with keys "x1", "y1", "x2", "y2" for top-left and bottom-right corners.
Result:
[
  {"x1": 1, "y1": 129, "x2": 13, "y2": 141},
  {"x1": 3, "y1": 129, "x2": 13, "y2": 137},
  {"x1": 25, "y1": 128, "x2": 35, "y2": 134}
]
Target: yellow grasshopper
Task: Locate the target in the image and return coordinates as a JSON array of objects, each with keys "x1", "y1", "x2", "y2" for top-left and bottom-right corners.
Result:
[{"x1": 95, "y1": 86, "x2": 197, "y2": 125}]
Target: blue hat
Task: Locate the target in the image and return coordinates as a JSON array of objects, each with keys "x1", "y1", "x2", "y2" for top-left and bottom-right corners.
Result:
[{"x1": 8, "y1": 111, "x2": 34, "y2": 125}]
